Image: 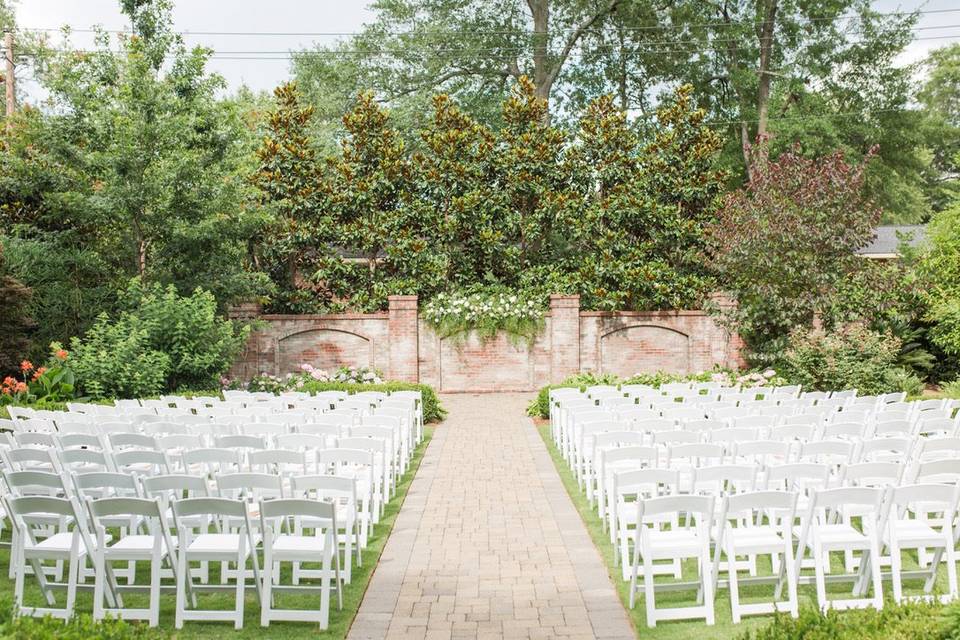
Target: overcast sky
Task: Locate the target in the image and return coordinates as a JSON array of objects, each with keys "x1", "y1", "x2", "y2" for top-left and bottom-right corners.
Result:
[{"x1": 13, "y1": 0, "x2": 960, "y2": 101}]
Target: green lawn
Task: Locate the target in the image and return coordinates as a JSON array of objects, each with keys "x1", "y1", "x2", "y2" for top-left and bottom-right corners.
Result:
[
  {"x1": 533, "y1": 420, "x2": 955, "y2": 639},
  {"x1": 0, "y1": 426, "x2": 435, "y2": 639}
]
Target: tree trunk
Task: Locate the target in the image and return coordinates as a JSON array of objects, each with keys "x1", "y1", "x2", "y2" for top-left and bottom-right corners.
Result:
[
  {"x1": 137, "y1": 238, "x2": 147, "y2": 278},
  {"x1": 529, "y1": 0, "x2": 551, "y2": 103},
  {"x1": 756, "y1": 0, "x2": 779, "y2": 142}
]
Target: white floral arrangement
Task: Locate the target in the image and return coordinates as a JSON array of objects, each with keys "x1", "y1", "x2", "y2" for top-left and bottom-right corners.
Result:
[
  {"x1": 708, "y1": 369, "x2": 785, "y2": 388},
  {"x1": 422, "y1": 289, "x2": 545, "y2": 343},
  {"x1": 234, "y1": 364, "x2": 384, "y2": 392}
]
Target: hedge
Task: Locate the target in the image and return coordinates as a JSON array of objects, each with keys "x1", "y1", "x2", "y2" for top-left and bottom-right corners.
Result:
[
  {"x1": 0, "y1": 607, "x2": 164, "y2": 640},
  {"x1": 738, "y1": 600, "x2": 948, "y2": 640}
]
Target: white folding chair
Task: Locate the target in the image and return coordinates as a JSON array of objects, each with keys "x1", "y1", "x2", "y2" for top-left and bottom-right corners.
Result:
[
  {"x1": 172, "y1": 497, "x2": 262, "y2": 629},
  {"x1": 794, "y1": 487, "x2": 885, "y2": 612},
  {"x1": 89, "y1": 496, "x2": 178, "y2": 626},
  {"x1": 629, "y1": 494, "x2": 715, "y2": 627},
  {"x1": 712, "y1": 490, "x2": 799, "y2": 622},
  {"x1": 880, "y1": 483, "x2": 960, "y2": 603},
  {"x1": 291, "y1": 474, "x2": 362, "y2": 581},
  {"x1": 6, "y1": 495, "x2": 102, "y2": 620},
  {"x1": 612, "y1": 468, "x2": 681, "y2": 580},
  {"x1": 259, "y1": 498, "x2": 342, "y2": 628}
]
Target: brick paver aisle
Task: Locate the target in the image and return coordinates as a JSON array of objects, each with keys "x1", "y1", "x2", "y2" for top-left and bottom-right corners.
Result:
[{"x1": 348, "y1": 393, "x2": 634, "y2": 640}]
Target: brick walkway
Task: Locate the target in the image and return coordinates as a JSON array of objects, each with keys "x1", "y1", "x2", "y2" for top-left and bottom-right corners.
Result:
[{"x1": 348, "y1": 393, "x2": 634, "y2": 640}]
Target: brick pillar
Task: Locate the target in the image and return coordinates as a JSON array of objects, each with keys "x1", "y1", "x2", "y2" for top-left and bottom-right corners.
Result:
[
  {"x1": 550, "y1": 294, "x2": 580, "y2": 383},
  {"x1": 226, "y1": 301, "x2": 263, "y2": 381},
  {"x1": 388, "y1": 295, "x2": 419, "y2": 382},
  {"x1": 708, "y1": 291, "x2": 746, "y2": 369}
]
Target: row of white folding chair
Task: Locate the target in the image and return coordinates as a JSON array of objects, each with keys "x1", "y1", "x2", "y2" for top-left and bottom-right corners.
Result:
[
  {"x1": 4, "y1": 491, "x2": 344, "y2": 629},
  {"x1": 589, "y1": 432, "x2": 944, "y2": 512},
  {"x1": 620, "y1": 480, "x2": 960, "y2": 627},
  {"x1": 2, "y1": 465, "x2": 369, "y2": 583},
  {"x1": 570, "y1": 416, "x2": 908, "y2": 488},
  {"x1": 12, "y1": 411, "x2": 408, "y2": 452},
  {"x1": 609, "y1": 458, "x2": 916, "y2": 560}
]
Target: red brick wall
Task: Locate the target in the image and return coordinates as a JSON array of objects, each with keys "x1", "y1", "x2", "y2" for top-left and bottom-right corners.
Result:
[{"x1": 229, "y1": 295, "x2": 743, "y2": 391}]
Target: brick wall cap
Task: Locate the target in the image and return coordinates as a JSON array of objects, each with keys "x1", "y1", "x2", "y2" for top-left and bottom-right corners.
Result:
[
  {"x1": 260, "y1": 313, "x2": 389, "y2": 321},
  {"x1": 580, "y1": 309, "x2": 711, "y2": 318},
  {"x1": 387, "y1": 295, "x2": 419, "y2": 301}
]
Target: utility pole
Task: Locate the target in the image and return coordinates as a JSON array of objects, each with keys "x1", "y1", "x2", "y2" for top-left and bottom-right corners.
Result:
[{"x1": 4, "y1": 31, "x2": 13, "y2": 128}]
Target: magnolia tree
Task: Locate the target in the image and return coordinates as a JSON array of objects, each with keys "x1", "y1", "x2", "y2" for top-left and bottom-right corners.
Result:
[
  {"x1": 707, "y1": 143, "x2": 881, "y2": 363},
  {"x1": 253, "y1": 79, "x2": 726, "y2": 313}
]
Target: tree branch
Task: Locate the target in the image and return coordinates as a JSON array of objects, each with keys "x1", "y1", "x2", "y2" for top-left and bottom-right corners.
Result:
[{"x1": 545, "y1": 0, "x2": 622, "y2": 89}]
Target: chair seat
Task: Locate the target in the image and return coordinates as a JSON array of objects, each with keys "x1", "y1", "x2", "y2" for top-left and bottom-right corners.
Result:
[
  {"x1": 887, "y1": 520, "x2": 944, "y2": 546},
  {"x1": 642, "y1": 529, "x2": 705, "y2": 558},
  {"x1": 27, "y1": 531, "x2": 102, "y2": 556},
  {"x1": 108, "y1": 534, "x2": 175, "y2": 553},
  {"x1": 726, "y1": 526, "x2": 786, "y2": 549},
  {"x1": 186, "y1": 533, "x2": 247, "y2": 554},
  {"x1": 273, "y1": 535, "x2": 328, "y2": 553},
  {"x1": 802, "y1": 524, "x2": 869, "y2": 548}
]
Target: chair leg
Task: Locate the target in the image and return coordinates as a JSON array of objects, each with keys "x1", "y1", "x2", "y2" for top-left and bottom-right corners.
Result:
[
  {"x1": 702, "y1": 547, "x2": 715, "y2": 625},
  {"x1": 945, "y1": 541, "x2": 958, "y2": 600},
  {"x1": 727, "y1": 544, "x2": 741, "y2": 623},
  {"x1": 235, "y1": 554, "x2": 246, "y2": 629},
  {"x1": 175, "y1": 550, "x2": 187, "y2": 629},
  {"x1": 869, "y1": 539, "x2": 884, "y2": 609},
  {"x1": 149, "y1": 552, "x2": 161, "y2": 627},
  {"x1": 261, "y1": 543, "x2": 272, "y2": 627},
  {"x1": 889, "y1": 538, "x2": 903, "y2": 603},
  {"x1": 13, "y1": 544, "x2": 25, "y2": 613},
  {"x1": 813, "y1": 543, "x2": 828, "y2": 612},
  {"x1": 784, "y1": 541, "x2": 799, "y2": 618},
  {"x1": 93, "y1": 550, "x2": 105, "y2": 621},
  {"x1": 65, "y1": 550, "x2": 79, "y2": 620},
  {"x1": 643, "y1": 552, "x2": 657, "y2": 627}
]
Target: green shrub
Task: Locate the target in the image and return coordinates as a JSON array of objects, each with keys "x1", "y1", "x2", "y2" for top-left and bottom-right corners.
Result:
[
  {"x1": 777, "y1": 324, "x2": 920, "y2": 396},
  {"x1": 70, "y1": 313, "x2": 171, "y2": 399},
  {"x1": 69, "y1": 281, "x2": 249, "y2": 399},
  {"x1": 739, "y1": 600, "x2": 946, "y2": 640},
  {"x1": 940, "y1": 378, "x2": 960, "y2": 399},
  {"x1": 0, "y1": 606, "x2": 164, "y2": 640},
  {"x1": 121, "y1": 280, "x2": 250, "y2": 391}
]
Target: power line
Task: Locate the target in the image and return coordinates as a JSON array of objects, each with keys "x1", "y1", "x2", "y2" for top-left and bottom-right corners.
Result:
[
  {"x1": 17, "y1": 7, "x2": 960, "y2": 39},
  {"x1": 24, "y1": 32, "x2": 960, "y2": 62}
]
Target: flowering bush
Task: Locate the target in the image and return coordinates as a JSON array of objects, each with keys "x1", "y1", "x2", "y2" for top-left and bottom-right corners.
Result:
[
  {"x1": 422, "y1": 288, "x2": 545, "y2": 344},
  {"x1": 232, "y1": 365, "x2": 385, "y2": 393},
  {"x1": 777, "y1": 324, "x2": 921, "y2": 395},
  {"x1": 708, "y1": 368, "x2": 787, "y2": 389},
  {"x1": 219, "y1": 365, "x2": 445, "y2": 422},
  {"x1": 0, "y1": 343, "x2": 77, "y2": 405}
]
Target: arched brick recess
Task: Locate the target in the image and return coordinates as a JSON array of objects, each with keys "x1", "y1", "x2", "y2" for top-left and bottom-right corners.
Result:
[
  {"x1": 276, "y1": 327, "x2": 373, "y2": 375},
  {"x1": 599, "y1": 324, "x2": 691, "y2": 376}
]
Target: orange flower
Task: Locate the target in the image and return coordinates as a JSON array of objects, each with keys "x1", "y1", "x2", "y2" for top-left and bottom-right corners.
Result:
[
  {"x1": 20, "y1": 360, "x2": 33, "y2": 373},
  {"x1": 32, "y1": 367, "x2": 47, "y2": 381},
  {"x1": 13, "y1": 382, "x2": 27, "y2": 394},
  {"x1": 2, "y1": 376, "x2": 16, "y2": 387},
  {"x1": 55, "y1": 349, "x2": 68, "y2": 360}
]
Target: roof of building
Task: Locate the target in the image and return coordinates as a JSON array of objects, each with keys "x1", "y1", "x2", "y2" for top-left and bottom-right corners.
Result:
[{"x1": 856, "y1": 225, "x2": 928, "y2": 257}]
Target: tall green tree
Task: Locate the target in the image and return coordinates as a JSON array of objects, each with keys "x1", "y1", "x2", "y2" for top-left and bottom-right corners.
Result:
[
  {"x1": 27, "y1": 0, "x2": 265, "y2": 301},
  {"x1": 918, "y1": 44, "x2": 960, "y2": 213}
]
